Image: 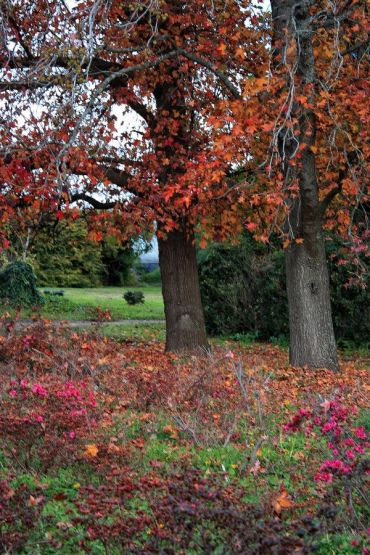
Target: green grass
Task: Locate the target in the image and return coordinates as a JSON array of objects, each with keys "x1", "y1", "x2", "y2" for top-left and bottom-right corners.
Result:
[
  {"x1": 18, "y1": 286, "x2": 165, "y2": 321},
  {"x1": 101, "y1": 322, "x2": 165, "y2": 341}
]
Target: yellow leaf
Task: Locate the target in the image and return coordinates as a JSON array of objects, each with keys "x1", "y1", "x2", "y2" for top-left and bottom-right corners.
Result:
[
  {"x1": 295, "y1": 238, "x2": 304, "y2": 244},
  {"x1": 283, "y1": 239, "x2": 290, "y2": 249},
  {"x1": 85, "y1": 444, "x2": 98, "y2": 457}
]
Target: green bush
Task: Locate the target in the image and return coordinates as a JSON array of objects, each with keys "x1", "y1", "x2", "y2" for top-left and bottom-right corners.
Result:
[
  {"x1": 32, "y1": 220, "x2": 104, "y2": 287},
  {"x1": 198, "y1": 235, "x2": 288, "y2": 340},
  {"x1": 141, "y1": 267, "x2": 161, "y2": 285},
  {"x1": 0, "y1": 261, "x2": 43, "y2": 308},
  {"x1": 101, "y1": 237, "x2": 139, "y2": 286},
  {"x1": 123, "y1": 291, "x2": 145, "y2": 305},
  {"x1": 198, "y1": 234, "x2": 369, "y2": 345},
  {"x1": 43, "y1": 290, "x2": 65, "y2": 296},
  {"x1": 326, "y1": 237, "x2": 370, "y2": 347}
]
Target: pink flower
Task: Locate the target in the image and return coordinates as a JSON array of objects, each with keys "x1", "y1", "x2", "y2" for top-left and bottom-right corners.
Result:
[
  {"x1": 344, "y1": 438, "x2": 355, "y2": 447},
  {"x1": 32, "y1": 384, "x2": 48, "y2": 397},
  {"x1": 314, "y1": 471, "x2": 333, "y2": 483},
  {"x1": 320, "y1": 459, "x2": 352, "y2": 474},
  {"x1": 321, "y1": 420, "x2": 337, "y2": 433},
  {"x1": 35, "y1": 415, "x2": 44, "y2": 423},
  {"x1": 346, "y1": 450, "x2": 355, "y2": 460},
  {"x1": 69, "y1": 431, "x2": 76, "y2": 439},
  {"x1": 8, "y1": 389, "x2": 17, "y2": 397},
  {"x1": 354, "y1": 426, "x2": 367, "y2": 440}
]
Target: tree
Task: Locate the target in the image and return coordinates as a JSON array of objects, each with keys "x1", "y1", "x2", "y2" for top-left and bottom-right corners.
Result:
[
  {"x1": 31, "y1": 219, "x2": 105, "y2": 287},
  {"x1": 211, "y1": 0, "x2": 369, "y2": 369},
  {"x1": 266, "y1": 0, "x2": 369, "y2": 369},
  {"x1": 2, "y1": 2, "x2": 365, "y2": 365},
  {"x1": 0, "y1": 0, "x2": 266, "y2": 352},
  {"x1": 100, "y1": 236, "x2": 138, "y2": 286}
]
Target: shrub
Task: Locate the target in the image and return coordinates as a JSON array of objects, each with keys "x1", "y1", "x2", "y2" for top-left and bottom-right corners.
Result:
[
  {"x1": 283, "y1": 396, "x2": 369, "y2": 531},
  {"x1": 142, "y1": 267, "x2": 161, "y2": 285},
  {"x1": 197, "y1": 235, "x2": 288, "y2": 340},
  {"x1": 198, "y1": 233, "x2": 370, "y2": 344},
  {"x1": 0, "y1": 261, "x2": 43, "y2": 308},
  {"x1": 326, "y1": 237, "x2": 370, "y2": 347},
  {"x1": 101, "y1": 237, "x2": 139, "y2": 286},
  {"x1": 1, "y1": 377, "x2": 99, "y2": 471},
  {"x1": 31, "y1": 220, "x2": 104, "y2": 287},
  {"x1": 43, "y1": 289, "x2": 65, "y2": 296},
  {"x1": 123, "y1": 291, "x2": 145, "y2": 305}
]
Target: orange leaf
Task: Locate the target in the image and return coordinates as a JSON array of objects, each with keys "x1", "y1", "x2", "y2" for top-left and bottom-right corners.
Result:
[
  {"x1": 85, "y1": 444, "x2": 98, "y2": 457},
  {"x1": 217, "y1": 42, "x2": 227, "y2": 55},
  {"x1": 272, "y1": 489, "x2": 294, "y2": 514}
]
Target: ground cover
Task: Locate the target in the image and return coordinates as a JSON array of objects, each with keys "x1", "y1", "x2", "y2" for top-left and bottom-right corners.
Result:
[{"x1": 0, "y1": 317, "x2": 368, "y2": 554}]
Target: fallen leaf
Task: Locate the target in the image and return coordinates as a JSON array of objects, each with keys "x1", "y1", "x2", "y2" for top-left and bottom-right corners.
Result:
[
  {"x1": 272, "y1": 488, "x2": 294, "y2": 514},
  {"x1": 85, "y1": 443, "x2": 98, "y2": 457}
]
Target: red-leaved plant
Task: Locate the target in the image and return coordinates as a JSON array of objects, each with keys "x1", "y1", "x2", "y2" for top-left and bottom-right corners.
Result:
[
  {"x1": 1, "y1": 377, "x2": 100, "y2": 470},
  {"x1": 284, "y1": 395, "x2": 369, "y2": 535}
]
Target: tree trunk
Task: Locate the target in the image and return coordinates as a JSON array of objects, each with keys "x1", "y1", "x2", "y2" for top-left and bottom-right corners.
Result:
[
  {"x1": 271, "y1": 0, "x2": 338, "y2": 369},
  {"x1": 157, "y1": 223, "x2": 209, "y2": 353},
  {"x1": 286, "y1": 237, "x2": 338, "y2": 370}
]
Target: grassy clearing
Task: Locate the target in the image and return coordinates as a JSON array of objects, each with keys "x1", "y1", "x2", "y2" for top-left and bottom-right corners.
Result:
[{"x1": 15, "y1": 286, "x2": 165, "y2": 321}]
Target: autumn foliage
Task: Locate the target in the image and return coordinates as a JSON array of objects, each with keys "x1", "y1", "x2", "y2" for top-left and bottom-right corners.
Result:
[{"x1": 0, "y1": 317, "x2": 369, "y2": 552}]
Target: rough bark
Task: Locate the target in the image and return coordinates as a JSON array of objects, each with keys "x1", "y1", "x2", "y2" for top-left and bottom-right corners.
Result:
[
  {"x1": 285, "y1": 232, "x2": 338, "y2": 370},
  {"x1": 157, "y1": 223, "x2": 209, "y2": 352},
  {"x1": 271, "y1": 0, "x2": 338, "y2": 370}
]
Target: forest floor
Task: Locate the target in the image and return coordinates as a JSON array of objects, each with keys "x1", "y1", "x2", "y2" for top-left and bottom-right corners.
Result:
[{"x1": 0, "y1": 316, "x2": 369, "y2": 554}]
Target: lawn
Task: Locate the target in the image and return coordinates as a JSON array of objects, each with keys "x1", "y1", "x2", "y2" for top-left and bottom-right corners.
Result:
[
  {"x1": 0, "y1": 318, "x2": 369, "y2": 554},
  {"x1": 18, "y1": 286, "x2": 165, "y2": 321}
]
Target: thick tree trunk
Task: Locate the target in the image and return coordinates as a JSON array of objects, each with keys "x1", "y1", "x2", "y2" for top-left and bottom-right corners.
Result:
[
  {"x1": 286, "y1": 238, "x2": 338, "y2": 370},
  {"x1": 271, "y1": 0, "x2": 338, "y2": 369},
  {"x1": 157, "y1": 224, "x2": 209, "y2": 353}
]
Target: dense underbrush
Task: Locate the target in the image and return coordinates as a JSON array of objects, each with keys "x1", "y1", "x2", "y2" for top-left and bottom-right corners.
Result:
[{"x1": 0, "y1": 316, "x2": 368, "y2": 554}]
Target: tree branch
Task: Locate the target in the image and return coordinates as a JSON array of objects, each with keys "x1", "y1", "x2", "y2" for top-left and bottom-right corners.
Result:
[
  {"x1": 0, "y1": 80, "x2": 54, "y2": 91},
  {"x1": 320, "y1": 185, "x2": 342, "y2": 215},
  {"x1": 70, "y1": 193, "x2": 117, "y2": 209},
  {"x1": 1, "y1": 48, "x2": 241, "y2": 100},
  {"x1": 127, "y1": 99, "x2": 154, "y2": 126},
  {"x1": 176, "y1": 48, "x2": 241, "y2": 98}
]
